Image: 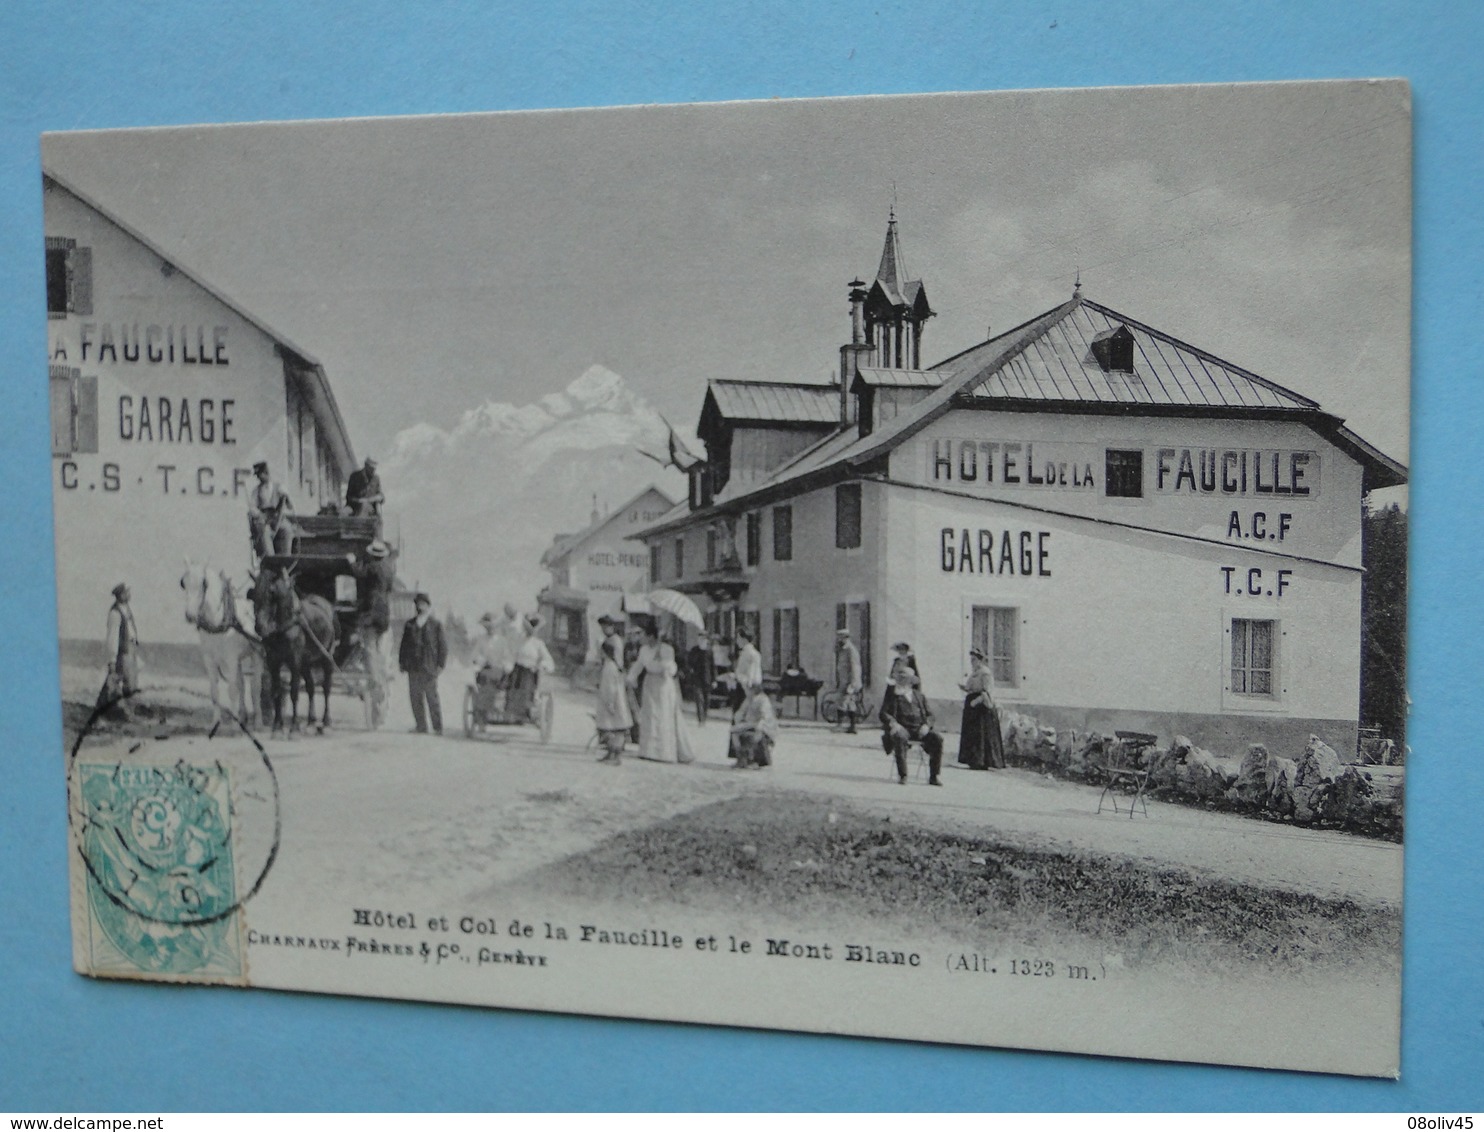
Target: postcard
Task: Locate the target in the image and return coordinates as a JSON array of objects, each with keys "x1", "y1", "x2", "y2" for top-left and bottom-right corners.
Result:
[{"x1": 47, "y1": 80, "x2": 1409, "y2": 1076}]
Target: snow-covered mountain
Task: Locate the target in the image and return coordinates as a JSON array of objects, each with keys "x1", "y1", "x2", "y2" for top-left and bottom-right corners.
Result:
[{"x1": 381, "y1": 366, "x2": 688, "y2": 618}]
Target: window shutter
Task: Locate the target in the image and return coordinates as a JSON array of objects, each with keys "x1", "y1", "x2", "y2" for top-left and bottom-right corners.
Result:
[
  {"x1": 772, "y1": 609, "x2": 782, "y2": 674},
  {"x1": 69, "y1": 247, "x2": 93, "y2": 316},
  {"x1": 49, "y1": 369, "x2": 74, "y2": 456},
  {"x1": 74, "y1": 375, "x2": 99, "y2": 453},
  {"x1": 858, "y1": 602, "x2": 871, "y2": 687},
  {"x1": 835, "y1": 602, "x2": 847, "y2": 631}
]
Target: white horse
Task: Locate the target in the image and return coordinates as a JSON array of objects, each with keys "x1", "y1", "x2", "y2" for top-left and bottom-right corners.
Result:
[{"x1": 180, "y1": 560, "x2": 261, "y2": 728}]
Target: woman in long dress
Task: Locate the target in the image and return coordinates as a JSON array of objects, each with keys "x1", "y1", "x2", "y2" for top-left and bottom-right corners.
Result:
[
  {"x1": 594, "y1": 616, "x2": 633, "y2": 763},
  {"x1": 956, "y1": 649, "x2": 1006, "y2": 770},
  {"x1": 627, "y1": 616, "x2": 695, "y2": 764}
]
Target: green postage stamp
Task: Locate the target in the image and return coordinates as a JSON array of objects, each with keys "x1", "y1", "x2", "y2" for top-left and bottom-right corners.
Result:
[{"x1": 75, "y1": 761, "x2": 244, "y2": 980}]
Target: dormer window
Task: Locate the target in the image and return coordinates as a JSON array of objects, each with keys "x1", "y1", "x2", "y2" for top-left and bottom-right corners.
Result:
[{"x1": 1090, "y1": 325, "x2": 1135, "y2": 374}]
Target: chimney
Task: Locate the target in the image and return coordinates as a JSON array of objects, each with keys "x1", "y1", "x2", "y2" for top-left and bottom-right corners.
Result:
[{"x1": 840, "y1": 278, "x2": 871, "y2": 426}]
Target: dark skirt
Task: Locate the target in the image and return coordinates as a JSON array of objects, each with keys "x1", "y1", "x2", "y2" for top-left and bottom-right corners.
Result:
[
  {"x1": 957, "y1": 697, "x2": 1006, "y2": 769},
  {"x1": 505, "y1": 664, "x2": 539, "y2": 722}
]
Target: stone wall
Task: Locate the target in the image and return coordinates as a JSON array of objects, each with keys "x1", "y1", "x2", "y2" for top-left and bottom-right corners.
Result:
[{"x1": 998, "y1": 711, "x2": 1404, "y2": 840}]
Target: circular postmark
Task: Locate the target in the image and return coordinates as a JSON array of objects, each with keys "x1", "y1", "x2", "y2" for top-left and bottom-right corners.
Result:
[{"x1": 66, "y1": 686, "x2": 280, "y2": 976}]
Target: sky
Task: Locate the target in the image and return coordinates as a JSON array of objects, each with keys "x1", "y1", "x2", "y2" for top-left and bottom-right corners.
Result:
[{"x1": 40, "y1": 79, "x2": 1411, "y2": 471}]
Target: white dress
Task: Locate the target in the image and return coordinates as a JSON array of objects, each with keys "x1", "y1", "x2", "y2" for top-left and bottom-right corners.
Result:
[{"x1": 629, "y1": 642, "x2": 695, "y2": 763}]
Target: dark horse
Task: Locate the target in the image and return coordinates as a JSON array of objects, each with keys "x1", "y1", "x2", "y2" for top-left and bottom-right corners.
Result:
[{"x1": 253, "y1": 566, "x2": 339, "y2": 735}]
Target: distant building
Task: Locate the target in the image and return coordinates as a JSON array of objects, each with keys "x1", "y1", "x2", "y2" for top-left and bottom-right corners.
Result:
[
  {"x1": 44, "y1": 170, "x2": 358, "y2": 671},
  {"x1": 537, "y1": 485, "x2": 675, "y2": 668},
  {"x1": 636, "y1": 212, "x2": 1406, "y2": 755}
]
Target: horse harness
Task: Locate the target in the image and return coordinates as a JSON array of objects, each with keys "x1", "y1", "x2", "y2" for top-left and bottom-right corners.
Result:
[{"x1": 189, "y1": 572, "x2": 261, "y2": 645}]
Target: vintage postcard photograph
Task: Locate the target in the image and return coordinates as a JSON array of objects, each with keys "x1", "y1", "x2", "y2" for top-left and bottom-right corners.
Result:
[{"x1": 45, "y1": 80, "x2": 1409, "y2": 1077}]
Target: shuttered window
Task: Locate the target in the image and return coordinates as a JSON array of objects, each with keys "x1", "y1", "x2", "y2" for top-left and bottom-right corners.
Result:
[
  {"x1": 649, "y1": 543, "x2": 661, "y2": 585},
  {"x1": 45, "y1": 238, "x2": 92, "y2": 319},
  {"x1": 745, "y1": 511, "x2": 761, "y2": 566},
  {"x1": 673, "y1": 537, "x2": 684, "y2": 579},
  {"x1": 835, "y1": 482, "x2": 862, "y2": 549},
  {"x1": 835, "y1": 600, "x2": 872, "y2": 686},
  {"x1": 971, "y1": 605, "x2": 1019, "y2": 689},
  {"x1": 771, "y1": 607, "x2": 800, "y2": 673},
  {"x1": 1105, "y1": 449, "x2": 1143, "y2": 498},
  {"x1": 49, "y1": 365, "x2": 98, "y2": 456},
  {"x1": 772, "y1": 506, "x2": 793, "y2": 561},
  {"x1": 1231, "y1": 618, "x2": 1275, "y2": 695}
]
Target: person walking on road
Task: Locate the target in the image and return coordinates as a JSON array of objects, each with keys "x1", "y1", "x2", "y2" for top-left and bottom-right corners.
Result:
[
  {"x1": 686, "y1": 631, "x2": 716, "y2": 725},
  {"x1": 627, "y1": 615, "x2": 695, "y2": 764},
  {"x1": 99, "y1": 582, "x2": 141, "y2": 715},
  {"x1": 833, "y1": 628, "x2": 863, "y2": 734},
  {"x1": 880, "y1": 668, "x2": 944, "y2": 786},
  {"x1": 594, "y1": 614, "x2": 633, "y2": 763},
  {"x1": 398, "y1": 592, "x2": 447, "y2": 734},
  {"x1": 957, "y1": 648, "x2": 1006, "y2": 770}
]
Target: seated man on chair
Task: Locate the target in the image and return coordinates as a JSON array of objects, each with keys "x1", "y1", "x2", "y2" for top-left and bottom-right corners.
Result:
[
  {"x1": 729, "y1": 683, "x2": 778, "y2": 768},
  {"x1": 879, "y1": 667, "x2": 944, "y2": 786}
]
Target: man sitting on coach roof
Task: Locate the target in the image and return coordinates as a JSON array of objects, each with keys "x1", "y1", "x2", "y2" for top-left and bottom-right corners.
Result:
[{"x1": 879, "y1": 668, "x2": 944, "y2": 786}]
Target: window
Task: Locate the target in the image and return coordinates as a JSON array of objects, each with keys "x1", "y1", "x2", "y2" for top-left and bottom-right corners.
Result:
[
  {"x1": 835, "y1": 600, "x2": 872, "y2": 686},
  {"x1": 706, "y1": 525, "x2": 718, "y2": 571},
  {"x1": 49, "y1": 366, "x2": 98, "y2": 456},
  {"x1": 1231, "y1": 618, "x2": 1275, "y2": 695},
  {"x1": 673, "y1": 538, "x2": 684, "y2": 579},
  {"x1": 773, "y1": 505, "x2": 793, "y2": 561},
  {"x1": 771, "y1": 607, "x2": 800, "y2": 673},
  {"x1": 1105, "y1": 449, "x2": 1143, "y2": 498},
  {"x1": 45, "y1": 237, "x2": 92, "y2": 319},
  {"x1": 835, "y1": 482, "x2": 862, "y2": 549},
  {"x1": 745, "y1": 511, "x2": 761, "y2": 566},
  {"x1": 971, "y1": 605, "x2": 1019, "y2": 688},
  {"x1": 1090, "y1": 324, "x2": 1134, "y2": 373},
  {"x1": 649, "y1": 543, "x2": 661, "y2": 585}
]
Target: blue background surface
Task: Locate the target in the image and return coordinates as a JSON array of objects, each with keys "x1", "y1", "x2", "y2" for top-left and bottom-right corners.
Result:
[{"x1": 1, "y1": 0, "x2": 1478, "y2": 1112}]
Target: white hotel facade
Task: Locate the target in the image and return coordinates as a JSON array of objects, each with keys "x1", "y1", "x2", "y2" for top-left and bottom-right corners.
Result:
[{"x1": 637, "y1": 217, "x2": 1406, "y2": 755}]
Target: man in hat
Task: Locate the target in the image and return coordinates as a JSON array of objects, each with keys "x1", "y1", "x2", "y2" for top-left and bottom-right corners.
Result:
[
  {"x1": 469, "y1": 610, "x2": 513, "y2": 719},
  {"x1": 506, "y1": 613, "x2": 556, "y2": 723},
  {"x1": 247, "y1": 461, "x2": 295, "y2": 559},
  {"x1": 398, "y1": 592, "x2": 447, "y2": 734},
  {"x1": 99, "y1": 582, "x2": 141, "y2": 713},
  {"x1": 685, "y1": 631, "x2": 716, "y2": 725},
  {"x1": 348, "y1": 539, "x2": 397, "y2": 720},
  {"x1": 833, "y1": 627, "x2": 863, "y2": 734},
  {"x1": 345, "y1": 456, "x2": 384, "y2": 517},
  {"x1": 879, "y1": 667, "x2": 944, "y2": 786}
]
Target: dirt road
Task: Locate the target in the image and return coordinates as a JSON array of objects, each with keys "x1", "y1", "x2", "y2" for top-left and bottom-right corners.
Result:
[{"x1": 67, "y1": 668, "x2": 1402, "y2": 911}]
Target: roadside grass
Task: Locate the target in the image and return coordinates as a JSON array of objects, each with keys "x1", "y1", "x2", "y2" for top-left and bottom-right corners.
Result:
[{"x1": 524, "y1": 791, "x2": 1400, "y2": 976}]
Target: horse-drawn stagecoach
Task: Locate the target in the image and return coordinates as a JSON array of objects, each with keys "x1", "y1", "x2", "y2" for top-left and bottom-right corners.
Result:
[{"x1": 254, "y1": 513, "x2": 396, "y2": 733}]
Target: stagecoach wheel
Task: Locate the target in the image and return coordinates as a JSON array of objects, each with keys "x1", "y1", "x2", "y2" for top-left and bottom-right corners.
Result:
[
  {"x1": 820, "y1": 695, "x2": 839, "y2": 725},
  {"x1": 538, "y1": 692, "x2": 554, "y2": 745},
  {"x1": 463, "y1": 686, "x2": 476, "y2": 738}
]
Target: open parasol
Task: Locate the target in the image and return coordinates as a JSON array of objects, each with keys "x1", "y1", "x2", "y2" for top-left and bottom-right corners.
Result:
[{"x1": 643, "y1": 588, "x2": 705, "y2": 629}]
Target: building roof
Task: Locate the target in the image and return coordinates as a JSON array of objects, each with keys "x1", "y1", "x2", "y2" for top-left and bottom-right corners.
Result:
[
  {"x1": 637, "y1": 291, "x2": 1407, "y2": 538},
  {"x1": 703, "y1": 380, "x2": 841, "y2": 426},
  {"x1": 852, "y1": 367, "x2": 946, "y2": 390},
  {"x1": 871, "y1": 212, "x2": 931, "y2": 314},
  {"x1": 540, "y1": 483, "x2": 676, "y2": 568},
  {"x1": 942, "y1": 297, "x2": 1321, "y2": 411},
  {"x1": 42, "y1": 169, "x2": 358, "y2": 477}
]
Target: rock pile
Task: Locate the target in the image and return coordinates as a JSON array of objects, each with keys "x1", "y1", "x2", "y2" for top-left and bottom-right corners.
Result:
[{"x1": 992, "y1": 712, "x2": 1403, "y2": 839}]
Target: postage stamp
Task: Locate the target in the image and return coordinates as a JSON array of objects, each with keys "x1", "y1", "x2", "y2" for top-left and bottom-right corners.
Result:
[{"x1": 76, "y1": 759, "x2": 244, "y2": 978}]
